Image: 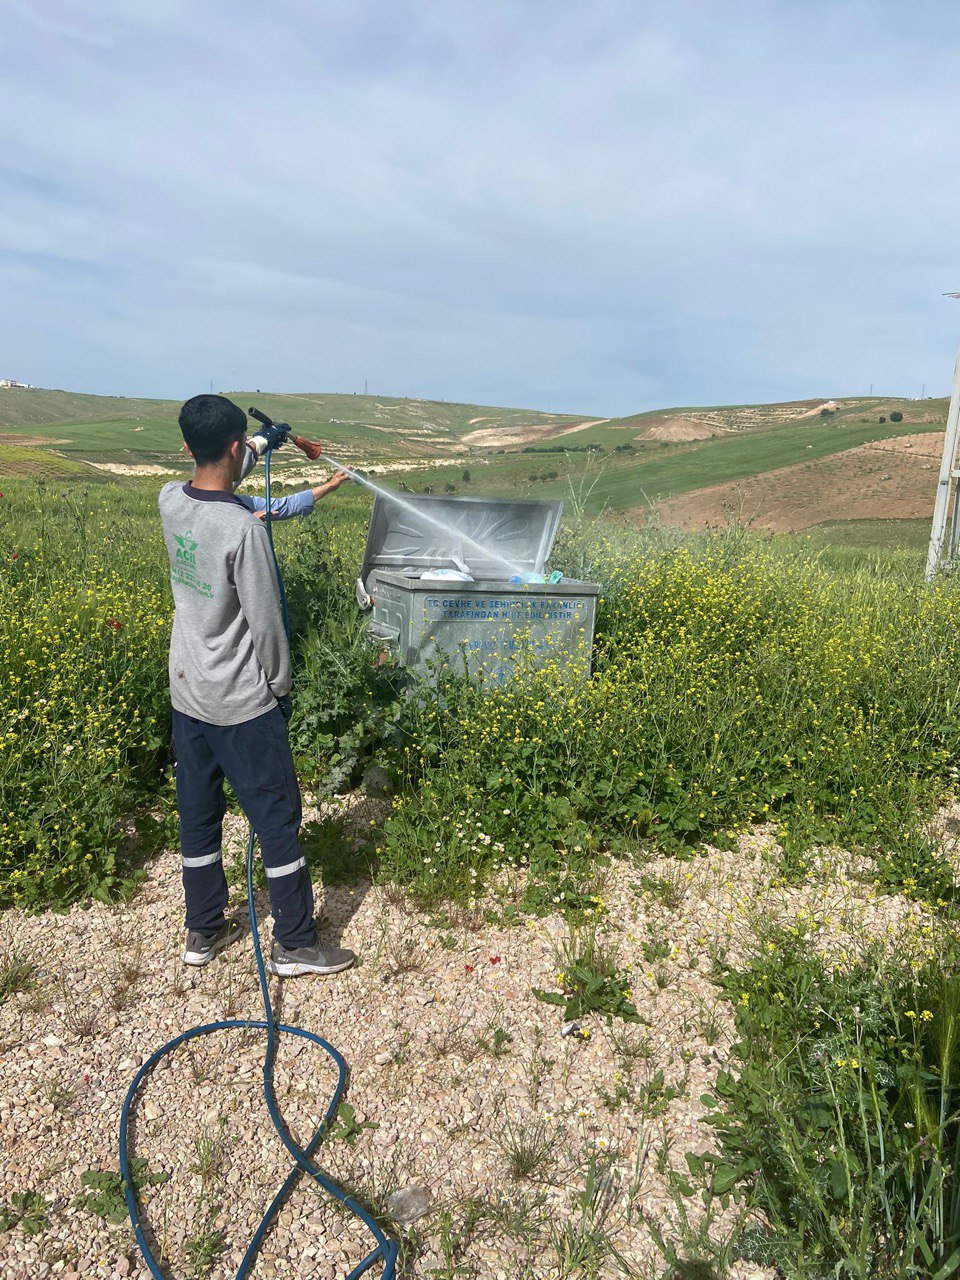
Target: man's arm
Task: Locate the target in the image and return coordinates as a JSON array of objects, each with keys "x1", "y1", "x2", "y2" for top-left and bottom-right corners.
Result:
[
  {"x1": 243, "y1": 473, "x2": 351, "y2": 521},
  {"x1": 236, "y1": 491, "x2": 315, "y2": 520},
  {"x1": 234, "y1": 523, "x2": 291, "y2": 696}
]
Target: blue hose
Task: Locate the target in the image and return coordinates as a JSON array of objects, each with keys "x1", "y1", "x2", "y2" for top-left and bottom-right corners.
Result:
[{"x1": 119, "y1": 447, "x2": 397, "y2": 1278}]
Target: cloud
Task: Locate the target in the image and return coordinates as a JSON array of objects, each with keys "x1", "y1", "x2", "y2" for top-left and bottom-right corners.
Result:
[{"x1": 1, "y1": 0, "x2": 959, "y2": 411}]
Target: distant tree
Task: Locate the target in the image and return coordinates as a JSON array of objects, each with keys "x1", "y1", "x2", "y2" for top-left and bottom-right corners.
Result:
[
  {"x1": 878, "y1": 416, "x2": 886, "y2": 424},
  {"x1": 820, "y1": 408, "x2": 834, "y2": 417},
  {"x1": 444, "y1": 482, "x2": 457, "y2": 493},
  {"x1": 890, "y1": 410, "x2": 903, "y2": 422},
  {"x1": 522, "y1": 442, "x2": 606, "y2": 455},
  {"x1": 462, "y1": 469, "x2": 471, "y2": 482}
]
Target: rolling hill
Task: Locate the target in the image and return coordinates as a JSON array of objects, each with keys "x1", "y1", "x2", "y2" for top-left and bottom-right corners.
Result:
[
  {"x1": 0, "y1": 386, "x2": 590, "y2": 465},
  {"x1": 391, "y1": 396, "x2": 949, "y2": 539},
  {"x1": 0, "y1": 384, "x2": 948, "y2": 548}
]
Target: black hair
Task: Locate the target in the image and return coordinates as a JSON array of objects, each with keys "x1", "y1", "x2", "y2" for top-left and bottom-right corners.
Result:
[{"x1": 178, "y1": 395, "x2": 246, "y2": 464}]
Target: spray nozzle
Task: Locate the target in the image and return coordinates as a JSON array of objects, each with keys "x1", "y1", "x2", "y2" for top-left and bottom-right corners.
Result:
[{"x1": 291, "y1": 434, "x2": 323, "y2": 460}]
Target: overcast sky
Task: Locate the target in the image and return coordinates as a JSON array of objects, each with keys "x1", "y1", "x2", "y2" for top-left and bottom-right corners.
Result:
[{"x1": 2, "y1": 0, "x2": 959, "y2": 415}]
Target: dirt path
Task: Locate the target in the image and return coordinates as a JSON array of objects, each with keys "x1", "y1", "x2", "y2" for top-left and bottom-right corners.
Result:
[{"x1": 86, "y1": 462, "x2": 181, "y2": 478}]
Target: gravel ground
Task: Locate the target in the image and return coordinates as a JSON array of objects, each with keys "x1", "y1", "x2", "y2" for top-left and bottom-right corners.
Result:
[{"x1": 1, "y1": 804, "x2": 920, "y2": 1280}]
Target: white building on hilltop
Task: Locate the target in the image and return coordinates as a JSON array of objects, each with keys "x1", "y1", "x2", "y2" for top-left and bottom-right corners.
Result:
[{"x1": 0, "y1": 379, "x2": 32, "y2": 388}]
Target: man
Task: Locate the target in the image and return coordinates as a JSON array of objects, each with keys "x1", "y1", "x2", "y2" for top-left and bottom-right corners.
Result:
[{"x1": 159, "y1": 393, "x2": 355, "y2": 976}]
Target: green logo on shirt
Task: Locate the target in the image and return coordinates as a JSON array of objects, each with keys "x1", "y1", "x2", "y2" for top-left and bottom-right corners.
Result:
[
  {"x1": 171, "y1": 530, "x2": 213, "y2": 598},
  {"x1": 174, "y1": 531, "x2": 197, "y2": 568}
]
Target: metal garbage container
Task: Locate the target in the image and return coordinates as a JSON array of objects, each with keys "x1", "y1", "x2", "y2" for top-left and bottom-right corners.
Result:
[{"x1": 356, "y1": 492, "x2": 601, "y2": 681}]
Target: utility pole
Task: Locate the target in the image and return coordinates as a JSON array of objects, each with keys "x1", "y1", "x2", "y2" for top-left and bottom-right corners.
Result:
[
  {"x1": 364, "y1": 379, "x2": 368, "y2": 396},
  {"x1": 925, "y1": 294, "x2": 960, "y2": 580}
]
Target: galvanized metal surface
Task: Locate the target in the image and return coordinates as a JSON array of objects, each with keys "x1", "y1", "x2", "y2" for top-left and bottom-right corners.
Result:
[
  {"x1": 367, "y1": 570, "x2": 600, "y2": 681},
  {"x1": 360, "y1": 492, "x2": 563, "y2": 581},
  {"x1": 358, "y1": 493, "x2": 600, "y2": 680}
]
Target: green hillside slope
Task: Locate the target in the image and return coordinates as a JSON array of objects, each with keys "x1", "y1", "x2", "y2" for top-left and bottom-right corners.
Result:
[
  {"x1": 0, "y1": 387, "x2": 587, "y2": 463},
  {"x1": 0, "y1": 446, "x2": 99, "y2": 479},
  {"x1": 0, "y1": 388, "x2": 178, "y2": 428},
  {"x1": 400, "y1": 412, "x2": 944, "y2": 511}
]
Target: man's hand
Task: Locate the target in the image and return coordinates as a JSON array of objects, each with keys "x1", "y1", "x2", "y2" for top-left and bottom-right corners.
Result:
[
  {"x1": 312, "y1": 471, "x2": 351, "y2": 501},
  {"x1": 276, "y1": 693, "x2": 293, "y2": 722},
  {"x1": 249, "y1": 422, "x2": 289, "y2": 454}
]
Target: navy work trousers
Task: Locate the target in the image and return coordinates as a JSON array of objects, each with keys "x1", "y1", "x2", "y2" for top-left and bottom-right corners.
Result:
[{"x1": 172, "y1": 706, "x2": 316, "y2": 950}]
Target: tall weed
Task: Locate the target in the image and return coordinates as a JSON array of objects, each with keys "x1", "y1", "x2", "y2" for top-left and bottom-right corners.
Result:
[
  {"x1": 695, "y1": 930, "x2": 960, "y2": 1278},
  {"x1": 0, "y1": 482, "x2": 171, "y2": 906}
]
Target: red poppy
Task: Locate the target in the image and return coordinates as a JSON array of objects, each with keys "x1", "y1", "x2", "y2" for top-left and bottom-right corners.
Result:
[
  {"x1": 489, "y1": 955, "x2": 501, "y2": 965},
  {"x1": 464, "y1": 964, "x2": 474, "y2": 974},
  {"x1": 106, "y1": 618, "x2": 122, "y2": 631}
]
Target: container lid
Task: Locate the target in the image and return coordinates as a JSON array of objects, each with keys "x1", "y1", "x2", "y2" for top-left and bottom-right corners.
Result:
[{"x1": 360, "y1": 492, "x2": 563, "y2": 582}]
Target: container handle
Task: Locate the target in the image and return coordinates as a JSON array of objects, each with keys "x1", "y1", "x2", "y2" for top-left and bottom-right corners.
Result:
[{"x1": 366, "y1": 620, "x2": 400, "y2": 644}]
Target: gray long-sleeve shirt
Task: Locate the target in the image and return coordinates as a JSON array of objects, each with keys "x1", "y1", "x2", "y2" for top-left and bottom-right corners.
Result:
[{"x1": 159, "y1": 481, "x2": 291, "y2": 725}]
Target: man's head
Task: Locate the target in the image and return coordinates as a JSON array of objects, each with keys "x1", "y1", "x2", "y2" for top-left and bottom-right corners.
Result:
[{"x1": 178, "y1": 395, "x2": 247, "y2": 467}]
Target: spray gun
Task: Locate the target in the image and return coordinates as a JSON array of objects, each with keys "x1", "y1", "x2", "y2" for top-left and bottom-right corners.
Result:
[{"x1": 247, "y1": 406, "x2": 324, "y2": 460}]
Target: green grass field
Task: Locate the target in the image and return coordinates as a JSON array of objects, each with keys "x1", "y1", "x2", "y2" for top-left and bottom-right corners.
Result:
[
  {"x1": 801, "y1": 517, "x2": 931, "y2": 553},
  {"x1": 3, "y1": 418, "x2": 188, "y2": 462},
  {"x1": 0, "y1": 446, "x2": 100, "y2": 479}
]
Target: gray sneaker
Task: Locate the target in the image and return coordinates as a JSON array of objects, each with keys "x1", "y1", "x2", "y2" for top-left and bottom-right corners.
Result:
[
  {"x1": 266, "y1": 942, "x2": 356, "y2": 977},
  {"x1": 182, "y1": 919, "x2": 244, "y2": 967}
]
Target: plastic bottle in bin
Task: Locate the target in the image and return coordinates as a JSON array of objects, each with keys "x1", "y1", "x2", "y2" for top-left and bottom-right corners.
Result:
[{"x1": 507, "y1": 571, "x2": 564, "y2": 584}]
